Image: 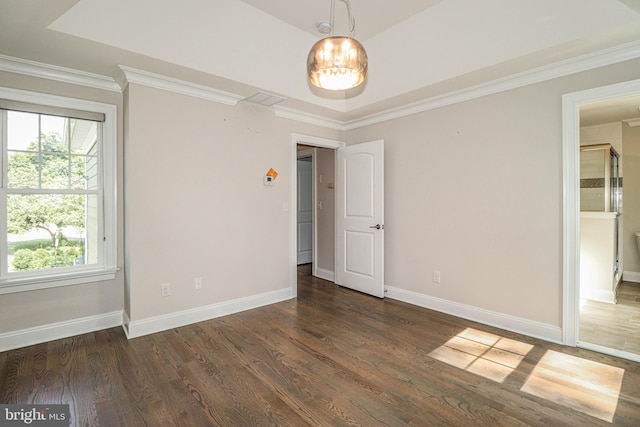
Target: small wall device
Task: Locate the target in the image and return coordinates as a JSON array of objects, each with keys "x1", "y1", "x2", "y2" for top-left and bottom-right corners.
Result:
[{"x1": 264, "y1": 168, "x2": 278, "y2": 186}]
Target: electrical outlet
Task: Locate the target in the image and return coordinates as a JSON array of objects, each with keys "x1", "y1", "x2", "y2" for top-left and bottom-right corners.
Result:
[
  {"x1": 433, "y1": 271, "x2": 441, "y2": 283},
  {"x1": 161, "y1": 283, "x2": 170, "y2": 297},
  {"x1": 195, "y1": 277, "x2": 202, "y2": 290}
]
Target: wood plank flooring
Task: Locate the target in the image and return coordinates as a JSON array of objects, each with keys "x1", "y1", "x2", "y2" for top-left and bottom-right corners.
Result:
[
  {"x1": 580, "y1": 281, "x2": 640, "y2": 354},
  {"x1": 2, "y1": 265, "x2": 640, "y2": 426}
]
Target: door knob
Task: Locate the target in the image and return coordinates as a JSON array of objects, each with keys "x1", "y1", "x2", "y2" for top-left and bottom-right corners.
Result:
[{"x1": 369, "y1": 224, "x2": 384, "y2": 230}]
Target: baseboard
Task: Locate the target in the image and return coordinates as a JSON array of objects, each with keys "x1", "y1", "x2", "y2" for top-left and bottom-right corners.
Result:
[
  {"x1": 1, "y1": 286, "x2": 563, "y2": 351},
  {"x1": 0, "y1": 311, "x2": 123, "y2": 352},
  {"x1": 385, "y1": 286, "x2": 563, "y2": 344},
  {"x1": 623, "y1": 271, "x2": 640, "y2": 283},
  {"x1": 578, "y1": 341, "x2": 640, "y2": 363},
  {"x1": 314, "y1": 267, "x2": 335, "y2": 282},
  {"x1": 582, "y1": 289, "x2": 617, "y2": 304},
  {"x1": 125, "y1": 287, "x2": 293, "y2": 339}
]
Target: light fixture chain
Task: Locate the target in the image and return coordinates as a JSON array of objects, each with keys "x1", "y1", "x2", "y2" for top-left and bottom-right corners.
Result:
[
  {"x1": 339, "y1": 0, "x2": 356, "y2": 36},
  {"x1": 330, "y1": 0, "x2": 336, "y2": 35}
]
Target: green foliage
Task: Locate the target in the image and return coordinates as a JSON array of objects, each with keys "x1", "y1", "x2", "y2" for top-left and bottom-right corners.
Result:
[
  {"x1": 8, "y1": 239, "x2": 83, "y2": 255},
  {"x1": 11, "y1": 243, "x2": 85, "y2": 271},
  {"x1": 7, "y1": 130, "x2": 88, "y2": 272},
  {"x1": 7, "y1": 194, "x2": 85, "y2": 235},
  {"x1": 7, "y1": 132, "x2": 86, "y2": 235},
  {"x1": 12, "y1": 249, "x2": 36, "y2": 271},
  {"x1": 11, "y1": 248, "x2": 55, "y2": 271}
]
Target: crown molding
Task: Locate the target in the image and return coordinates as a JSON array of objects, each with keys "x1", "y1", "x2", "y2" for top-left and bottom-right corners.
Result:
[
  {"x1": 342, "y1": 39, "x2": 640, "y2": 130},
  {"x1": 0, "y1": 54, "x2": 121, "y2": 92},
  {"x1": 2, "y1": 38, "x2": 639, "y2": 129},
  {"x1": 623, "y1": 117, "x2": 640, "y2": 127},
  {"x1": 274, "y1": 105, "x2": 346, "y2": 131},
  {"x1": 114, "y1": 65, "x2": 244, "y2": 106},
  {"x1": 266, "y1": 40, "x2": 640, "y2": 130}
]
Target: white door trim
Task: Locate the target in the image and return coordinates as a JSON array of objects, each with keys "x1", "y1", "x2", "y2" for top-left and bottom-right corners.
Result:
[
  {"x1": 562, "y1": 78, "x2": 640, "y2": 348},
  {"x1": 290, "y1": 133, "x2": 344, "y2": 297}
]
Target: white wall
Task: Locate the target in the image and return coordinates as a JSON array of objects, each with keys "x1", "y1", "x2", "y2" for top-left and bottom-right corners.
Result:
[
  {"x1": 3, "y1": 53, "x2": 640, "y2": 349},
  {"x1": 315, "y1": 147, "x2": 335, "y2": 274},
  {"x1": 346, "y1": 58, "x2": 640, "y2": 330},
  {"x1": 123, "y1": 83, "x2": 340, "y2": 333}
]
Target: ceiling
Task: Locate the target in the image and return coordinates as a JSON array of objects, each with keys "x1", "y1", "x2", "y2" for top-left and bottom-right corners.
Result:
[{"x1": 1, "y1": 0, "x2": 640, "y2": 125}]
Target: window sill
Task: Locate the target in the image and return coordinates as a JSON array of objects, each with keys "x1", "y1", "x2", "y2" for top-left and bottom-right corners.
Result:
[{"x1": 0, "y1": 268, "x2": 119, "y2": 295}]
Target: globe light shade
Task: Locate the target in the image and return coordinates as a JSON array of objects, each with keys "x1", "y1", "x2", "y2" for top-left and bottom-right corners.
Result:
[{"x1": 307, "y1": 36, "x2": 368, "y2": 90}]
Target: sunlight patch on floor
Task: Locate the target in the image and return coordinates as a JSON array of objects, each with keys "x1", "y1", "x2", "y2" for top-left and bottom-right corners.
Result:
[
  {"x1": 521, "y1": 350, "x2": 624, "y2": 422},
  {"x1": 428, "y1": 327, "x2": 534, "y2": 383}
]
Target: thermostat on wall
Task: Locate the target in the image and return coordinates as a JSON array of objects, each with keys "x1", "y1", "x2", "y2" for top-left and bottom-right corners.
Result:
[{"x1": 264, "y1": 168, "x2": 278, "y2": 186}]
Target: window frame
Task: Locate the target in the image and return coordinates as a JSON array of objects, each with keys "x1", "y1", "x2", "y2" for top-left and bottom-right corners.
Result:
[{"x1": 0, "y1": 87, "x2": 117, "y2": 294}]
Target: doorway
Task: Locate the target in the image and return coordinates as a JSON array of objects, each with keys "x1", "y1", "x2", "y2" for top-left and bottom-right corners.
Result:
[
  {"x1": 563, "y1": 78, "x2": 640, "y2": 362},
  {"x1": 289, "y1": 134, "x2": 386, "y2": 299},
  {"x1": 290, "y1": 134, "x2": 343, "y2": 297},
  {"x1": 297, "y1": 153, "x2": 313, "y2": 265}
]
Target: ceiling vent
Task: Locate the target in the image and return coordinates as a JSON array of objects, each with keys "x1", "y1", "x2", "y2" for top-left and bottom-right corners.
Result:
[{"x1": 244, "y1": 92, "x2": 285, "y2": 106}]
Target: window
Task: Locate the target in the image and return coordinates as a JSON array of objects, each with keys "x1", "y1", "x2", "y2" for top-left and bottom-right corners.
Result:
[{"x1": 0, "y1": 88, "x2": 117, "y2": 293}]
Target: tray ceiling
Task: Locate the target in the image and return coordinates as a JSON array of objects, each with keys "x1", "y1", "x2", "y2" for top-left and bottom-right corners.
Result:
[{"x1": 1, "y1": 0, "x2": 640, "y2": 123}]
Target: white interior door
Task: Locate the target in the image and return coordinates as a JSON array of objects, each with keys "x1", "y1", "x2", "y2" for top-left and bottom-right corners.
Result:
[
  {"x1": 335, "y1": 140, "x2": 384, "y2": 298},
  {"x1": 297, "y1": 158, "x2": 313, "y2": 265}
]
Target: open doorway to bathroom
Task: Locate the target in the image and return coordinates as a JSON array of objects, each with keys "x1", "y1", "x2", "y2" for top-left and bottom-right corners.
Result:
[
  {"x1": 578, "y1": 117, "x2": 640, "y2": 357},
  {"x1": 564, "y1": 80, "x2": 640, "y2": 361}
]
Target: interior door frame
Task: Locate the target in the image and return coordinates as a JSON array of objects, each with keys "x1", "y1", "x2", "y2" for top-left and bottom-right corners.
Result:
[
  {"x1": 290, "y1": 133, "x2": 344, "y2": 297},
  {"x1": 562, "y1": 78, "x2": 640, "y2": 361}
]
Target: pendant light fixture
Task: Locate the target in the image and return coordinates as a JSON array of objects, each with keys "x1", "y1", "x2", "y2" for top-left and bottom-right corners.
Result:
[{"x1": 307, "y1": 0, "x2": 368, "y2": 91}]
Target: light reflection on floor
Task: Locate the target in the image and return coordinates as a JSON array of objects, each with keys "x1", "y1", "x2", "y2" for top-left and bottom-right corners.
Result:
[
  {"x1": 521, "y1": 350, "x2": 624, "y2": 423},
  {"x1": 429, "y1": 327, "x2": 533, "y2": 383},
  {"x1": 429, "y1": 327, "x2": 625, "y2": 423}
]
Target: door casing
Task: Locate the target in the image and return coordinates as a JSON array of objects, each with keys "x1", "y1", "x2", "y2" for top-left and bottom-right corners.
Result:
[
  {"x1": 290, "y1": 134, "x2": 344, "y2": 296},
  {"x1": 562, "y1": 78, "x2": 640, "y2": 363}
]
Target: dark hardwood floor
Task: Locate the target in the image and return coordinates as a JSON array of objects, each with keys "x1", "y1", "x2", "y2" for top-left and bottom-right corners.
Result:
[{"x1": 2, "y1": 265, "x2": 640, "y2": 426}]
